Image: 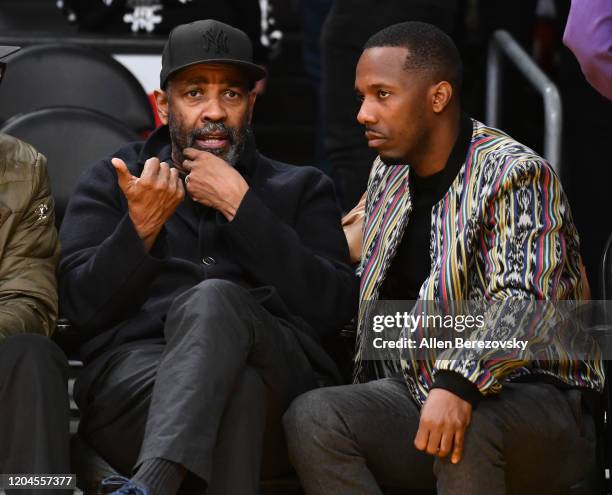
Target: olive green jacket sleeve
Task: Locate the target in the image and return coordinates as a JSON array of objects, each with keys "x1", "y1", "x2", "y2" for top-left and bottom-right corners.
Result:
[{"x1": 0, "y1": 134, "x2": 60, "y2": 340}]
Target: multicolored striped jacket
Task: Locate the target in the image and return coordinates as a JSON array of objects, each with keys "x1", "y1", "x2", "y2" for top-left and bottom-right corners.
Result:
[{"x1": 354, "y1": 118, "x2": 604, "y2": 406}]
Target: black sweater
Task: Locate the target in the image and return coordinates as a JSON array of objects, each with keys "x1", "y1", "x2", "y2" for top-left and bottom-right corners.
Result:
[{"x1": 58, "y1": 126, "x2": 358, "y2": 374}]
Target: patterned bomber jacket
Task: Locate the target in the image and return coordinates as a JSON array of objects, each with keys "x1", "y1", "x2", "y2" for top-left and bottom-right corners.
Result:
[{"x1": 354, "y1": 118, "x2": 604, "y2": 406}]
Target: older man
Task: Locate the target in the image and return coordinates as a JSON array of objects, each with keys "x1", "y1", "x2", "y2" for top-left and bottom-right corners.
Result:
[
  {"x1": 0, "y1": 46, "x2": 69, "y2": 495},
  {"x1": 284, "y1": 22, "x2": 602, "y2": 495},
  {"x1": 58, "y1": 19, "x2": 357, "y2": 495}
]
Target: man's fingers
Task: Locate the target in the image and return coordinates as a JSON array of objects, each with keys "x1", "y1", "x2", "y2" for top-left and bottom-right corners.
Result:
[
  {"x1": 182, "y1": 158, "x2": 195, "y2": 173},
  {"x1": 111, "y1": 158, "x2": 133, "y2": 191},
  {"x1": 168, "y1": 167, "x2": 184, "y2": 202},
  {"x1": 167, "y1": 167, "x2": 178, "y2": 194},
  {"x1": 157, "y1": 161, "x2": 170, "y2": 186},
  {"x1": 414, "y1": 424, "x2": 429, "y2": 452},
  {"x1": 183, "y1": 147, "x2": 201, "y2": 160},
  {"x1": 425, "y1": 429, "x2": 442, "y2": 456},
  {"x1": 174, "y1": 169, "x2": 185, "y2": 200},
  {"x1": 141, "y1": 157, "x2": 160, "y2": 180},
  {"x1": 437, "y1": 431, "x2": 453, "y2": 458},
  {"x1": 451, "y1": 428, "x2": 465, "y2": 464}
]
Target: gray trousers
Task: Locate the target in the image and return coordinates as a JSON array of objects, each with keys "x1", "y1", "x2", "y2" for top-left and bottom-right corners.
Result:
[
  {"x1": 284, "y1": 376, "x2": 597, "y2": 495},
  {"x1": 75, "y1": 279, "x2": 320, "y2": 494}
]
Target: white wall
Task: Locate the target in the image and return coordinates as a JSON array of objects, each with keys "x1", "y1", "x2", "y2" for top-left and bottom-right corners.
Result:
[{"x1": 113, "y1": 54, "x2": 162, "y2": 93}]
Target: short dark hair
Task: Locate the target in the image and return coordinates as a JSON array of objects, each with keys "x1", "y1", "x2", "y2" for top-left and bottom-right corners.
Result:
[{"x1": 364, "y1": 21, "x2": 463, "y2": 92}]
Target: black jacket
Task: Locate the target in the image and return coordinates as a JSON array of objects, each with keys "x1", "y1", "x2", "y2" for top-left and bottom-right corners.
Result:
[{"x1": 58, "y1": 126, "x2": 358, "y2": 374}]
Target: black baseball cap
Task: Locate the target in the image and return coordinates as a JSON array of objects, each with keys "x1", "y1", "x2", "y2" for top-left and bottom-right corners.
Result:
[
  {"x1": 160, "y1": 19, "x2": 266, "y2": 89},
  {"x1": 0, "y1": 46, "x2": 20, "y2": 60}
]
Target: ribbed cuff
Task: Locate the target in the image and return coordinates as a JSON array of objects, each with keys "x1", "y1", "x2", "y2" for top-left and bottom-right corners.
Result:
[
  {"x1": 133, "y1": 457, "x2": 185, "y2": 495},
  {"x1": 431, "y1": 370, "x2": 482, "y2": 408}
]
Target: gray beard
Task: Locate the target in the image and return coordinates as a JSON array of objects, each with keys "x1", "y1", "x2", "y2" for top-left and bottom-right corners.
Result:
[
  {"x1": 169, "y1": 119, "x2": 251, "y2": 168},
  {"x1": 200, "y1": 125, "x2": 250, "y2": 167}
]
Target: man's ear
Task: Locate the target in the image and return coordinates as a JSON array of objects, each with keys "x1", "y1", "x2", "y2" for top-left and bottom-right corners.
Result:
[
  {"x1": 247, "y1": 90, "x2": 257, "y2": 124},
  {"x1": 154, "y1": 89, "x2": 169, "y2": 125},
  {"x1": 431, "y1": 81, "x2": 453, "y2": 114}
]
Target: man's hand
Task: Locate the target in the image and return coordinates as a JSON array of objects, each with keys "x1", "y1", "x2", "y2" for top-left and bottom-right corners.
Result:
[
  {"x1": 112, "y1": 157, "x2": 184, "y2": 251},
  {"x1": 414, "y1": 388, "x2": 472, "y2": 464},
  {"x1": 182, "y1": 147, "x2": 249, "y2": 221}
]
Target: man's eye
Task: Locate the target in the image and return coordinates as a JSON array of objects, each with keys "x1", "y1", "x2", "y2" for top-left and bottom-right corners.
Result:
[
  {"x1": 187, "y1": 89, "x2": 201, "y2": 98},
  {"x1": 225, "y1": 90, "x2": 240, "y2": 98},
  {"x1": 378, "y1": 90, "x2": 390, "y2": 98}
]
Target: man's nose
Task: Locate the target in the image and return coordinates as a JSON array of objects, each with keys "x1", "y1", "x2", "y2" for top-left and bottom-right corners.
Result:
[
  {"x1": 200, "y1": 97, "x2": 227, "y2": 122},
  {"x1": 357, "y1": 100, "x2": 376, "y2": 126}
]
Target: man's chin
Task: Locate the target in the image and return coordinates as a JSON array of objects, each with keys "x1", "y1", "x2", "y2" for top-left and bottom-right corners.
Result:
[
  {"x1": 379, "y1": 153, "x2": 407, "y2": 166},
  {"x1": 190, "y1": 143, "x2": 240, "y2": 166},
  {"x1": 192, "y1": 144, "x2": 228, "y2": 158}
]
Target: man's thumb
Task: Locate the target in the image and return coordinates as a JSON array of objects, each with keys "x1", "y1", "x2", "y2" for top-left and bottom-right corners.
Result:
[{"x1": 111, "y1": 158, "x2": 132, "y2": 191}]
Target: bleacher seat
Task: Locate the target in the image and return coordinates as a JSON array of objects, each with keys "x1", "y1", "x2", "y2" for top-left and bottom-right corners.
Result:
[
  {"x1": 0, "y1": 43, "x2": 154, "y2": 133},
  {"x1": 0, "y1": 106, "x2": 139, "y2": 226}
]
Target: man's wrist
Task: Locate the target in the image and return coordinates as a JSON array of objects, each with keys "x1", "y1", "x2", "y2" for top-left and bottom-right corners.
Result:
[
  {"x1": 221, "y1": 182, "x2": 249, "y2": 222},
  {"x1": 129, "y1": 215, "x2": 162, "y2": 251},
  {"x1": 431, "y1": 370, "x2": 482, "y2": 408}
]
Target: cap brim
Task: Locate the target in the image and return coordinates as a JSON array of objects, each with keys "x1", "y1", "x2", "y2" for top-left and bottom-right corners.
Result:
[
  {"x1": 0, "y1": 46, "x2": 21, "y2": 60},
  {"x1": 163, "y1": 58, "x2": 267, "y2": 88}
]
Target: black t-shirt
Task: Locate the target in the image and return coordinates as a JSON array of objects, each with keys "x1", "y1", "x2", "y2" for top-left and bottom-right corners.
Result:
[{"x1": 380, "y1": 114, "x2": 473, "y2": 300}]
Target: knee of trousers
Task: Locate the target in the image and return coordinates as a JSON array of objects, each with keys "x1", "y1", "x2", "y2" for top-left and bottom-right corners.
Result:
[
  {"x1": 283, "y1": 388, "x2": 347, "y2": 458},
  {"x1": 433, "y1": 409, "x2": 501, "y2": 479},
  {"x1": 172, "y1": 279, "x2": 248, "y2": 313},
  {"x1": 0, "y1": 334, "x2": 68, "y2": 377},
  {"x1": 166, "y1": 279, "x2": 251, "y2": 335}
]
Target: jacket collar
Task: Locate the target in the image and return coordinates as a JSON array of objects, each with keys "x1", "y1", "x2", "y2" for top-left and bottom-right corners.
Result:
[{"x1": 422, "y1": 112, "x2": 473, "y2": 201}]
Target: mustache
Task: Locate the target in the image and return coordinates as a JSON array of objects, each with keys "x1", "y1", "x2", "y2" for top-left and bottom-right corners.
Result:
[{"x1": 188, "y1": 123, "x2": 236, "y2": 146}]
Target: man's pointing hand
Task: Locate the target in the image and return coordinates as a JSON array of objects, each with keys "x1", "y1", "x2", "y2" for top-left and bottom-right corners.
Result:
[{"x1": 112, "y1": 157, "x2": 184, "y2": 251}]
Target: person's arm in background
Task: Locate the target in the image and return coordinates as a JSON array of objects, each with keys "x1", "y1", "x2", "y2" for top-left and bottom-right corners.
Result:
[
  {"x1": 342, "y1": 192, "x2": 366, "y2": 265},
  {"x1": 0, "y1": 138, "x2": 59, "y2": 339},
  {"x1": 563, "y1": 0, "x2": 612, "y2": 100}
]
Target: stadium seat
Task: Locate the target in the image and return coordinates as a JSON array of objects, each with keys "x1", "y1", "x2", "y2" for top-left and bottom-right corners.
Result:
[
  {"x1": 0, "y1": 106, "x2": 139, "y2": 226},
  {"x1": 0, "y1": 43, "x2": 154, "y2": 133}
]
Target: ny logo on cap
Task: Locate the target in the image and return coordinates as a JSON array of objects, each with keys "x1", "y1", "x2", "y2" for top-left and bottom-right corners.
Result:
[{"x1": 203, "y1": 27, "x2": 229, "y2": 54}]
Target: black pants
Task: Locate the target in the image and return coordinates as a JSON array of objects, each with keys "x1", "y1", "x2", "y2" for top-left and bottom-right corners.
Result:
[
  {"x1": 75, "y1": 279, "x2": 320, "y2": 494},
  {"x1": 284, "y1": 376, "x2": 597, "y2": 495},
  {"x1": 0, "y1": 334, "x2": 71, "y2": 495},
  {"x1": 321, "y1": 0, "x2": 457, "y2": 209}
]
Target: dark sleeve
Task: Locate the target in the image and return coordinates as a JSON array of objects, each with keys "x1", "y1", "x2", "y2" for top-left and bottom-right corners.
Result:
[
  {"x1": 431, "y1": 370, "x2": 482, "y2": 408},
  {"x1": 58, "y1": 157, "x2": 168, "y2": 332},
  {"x1": 221, "y1": 170, "x2": 359, "y2": 337}
]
